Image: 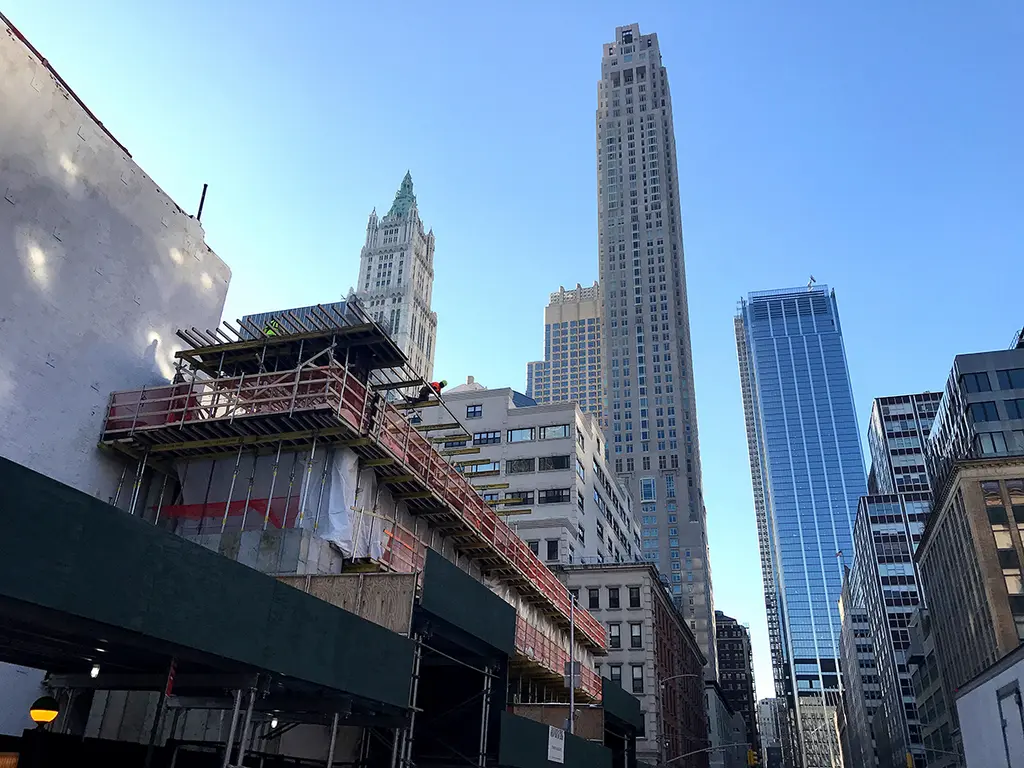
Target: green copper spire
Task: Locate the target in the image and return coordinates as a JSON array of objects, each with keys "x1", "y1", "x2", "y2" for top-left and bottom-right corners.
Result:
[{"x1": 386, "y1": 171, "x2": 416, "y2": 217}]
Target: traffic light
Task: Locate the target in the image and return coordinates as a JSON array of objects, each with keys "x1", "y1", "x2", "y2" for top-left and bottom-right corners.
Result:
[{"x1": 747, "y1": 749, "x2": 759, "y2": 766}]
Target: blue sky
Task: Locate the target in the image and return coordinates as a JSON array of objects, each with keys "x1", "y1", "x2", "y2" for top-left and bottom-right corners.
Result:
[{"x1": 9, "y1": 1, "x2": 1021, "y2": 697}]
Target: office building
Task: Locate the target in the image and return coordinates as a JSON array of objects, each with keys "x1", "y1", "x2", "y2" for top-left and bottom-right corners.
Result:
[
  {"x1": 526, "y1": 282, "x2": 604, "y2": 421},
  {"x1": 559, "y1": 562, "x2": 708, "y2": 767},
  {"x1": 706, "y1": 681, "x2": 748, "y2": 768},
  {"x1": 735, "y1": 284, "x2": 868, "y2": 767},
  {"x1": 916, "y1": 348, "x2": 1024, "y2": 738},
  {"x1": 596, "y1": 22, "x2": 716, "y2": 673},
  {"x1": 842, "y1": 392, "x2": 942, "y2": 768},
  {"x1": 419, "y1": 380, "x2": 641, "y2": 565},
  {"x1": 852, "y1": 493, "x2": 932, "y2": 768},
  {"x1": 0, "y1": 14, "x2": 230, "y2": 734},
  {"x1": 838, "y1": 567, "x2": 880, "y2": 768},
  {"x1": 355, "y1": 172, "x2": 437, "y2": 382},
  {"x1": 906, "y1": 608, "x2": 958, "y2": 768},
  {"x1": 866, "y1": 393, "x2": 943, "y2": 495},
  {"x1": 757, "y1": 698, "x2": 789, "y2": 768},
  {"x1": 715, "y1": 612, "x2": 759, "y2": 754}
]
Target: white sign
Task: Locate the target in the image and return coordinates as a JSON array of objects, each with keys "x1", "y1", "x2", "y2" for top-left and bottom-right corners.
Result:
[{"x1": 547, "y1": 725, "x2": 565, "y2": 764}]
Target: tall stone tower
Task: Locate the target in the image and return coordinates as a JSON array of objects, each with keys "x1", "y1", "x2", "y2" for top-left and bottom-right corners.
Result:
[
  {"x1": 596, "y1": 23, "x2": 716, "y2": 674},
  {"x1": 356, "y1": 172, "x2": 437, "y2": 382}
]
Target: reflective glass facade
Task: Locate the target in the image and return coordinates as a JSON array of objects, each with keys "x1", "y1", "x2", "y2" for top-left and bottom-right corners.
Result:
[{"x1": 736, "y1": 285, "x2": 867, "y2": 766}]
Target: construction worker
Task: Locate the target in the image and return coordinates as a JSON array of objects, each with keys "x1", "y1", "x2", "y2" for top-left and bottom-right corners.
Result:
[
  {"x1": 407, "y1": 380, "x2": 447, "y2": 407},
  {"x1": 263, "y1": 318, "x2": 281, "y2": 337}
]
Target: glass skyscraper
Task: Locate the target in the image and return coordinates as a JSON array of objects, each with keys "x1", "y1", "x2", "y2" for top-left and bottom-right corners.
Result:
[{"x1": 735, "y1": 285, "x2": 867, "y2": 767}]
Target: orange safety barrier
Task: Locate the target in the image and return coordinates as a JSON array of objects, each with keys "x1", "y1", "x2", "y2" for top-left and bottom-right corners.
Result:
[{"x1": 515, "y1": 615, "x2": 601, "y2": 700}]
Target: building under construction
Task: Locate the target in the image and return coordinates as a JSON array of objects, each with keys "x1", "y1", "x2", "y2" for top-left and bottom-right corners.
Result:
[{"x1": 0, "y1": 299, "x2": 649, "y2": 766}]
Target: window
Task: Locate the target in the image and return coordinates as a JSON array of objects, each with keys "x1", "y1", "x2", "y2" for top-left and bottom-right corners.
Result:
[
  {"x1": 508, "y1": 428, "x2": 535, "y2": 443},
  {"x1": 506, "y1": 458, "x2": 536, "y2": 474},
  {"x1": 976, "y1": 432, "x2": 1008, "y2": 456},
  {"x1": 998, "y1": 369, "x2": 1024, "y2": 390},
  {"x1": 466, "y1": 404, "x2": 483, "y2": 419},
  {"x1": 481, "y1": 492, "x2": 498, "y2": 502},
  {"x1": 539, "y1": 488, "x2": 571, "y2": 504},
  {"x1": 467, "y1": 461, "x2": 500, "y2": 475},
  {"x1": 963, "y1": 372, "x2": 992, "y2": 393},
  {"x1": 444, "y1": 439, "x2": 467, "y2": 449},
  {"x1": 1006, "y1": 399, "x2": 1024, "y2": 420},
  {"x1": 506, "y1": 490, "x2": 534, "y2": 505},
  {"x1": 609, "y1": 665, "x2": 622, "y2": 685},
  {"x1": 541, "y1": 424, "x2": 570, "y2": 439},
  {"x1": 630, "y1": 622, "x2": 642, "y2": 648},
  {"x1": 631, "y1": 664, "x2": 644, "y2": 693},
  {"x1": 608, "y1": 587, "x2": 621, "y2": 609},
  {"x1": 640, "y1": 477, "x2": 656, "y2": 501},
  {"x1": 539, "y1": 455, "x2": 571, "y2": 471},
  {"x1": 588, "y1": 588, "x2": 601, "y2": 610},
  {"x1": 609, "y1": 623, "x2": 621, "y2": 649},
  {"x1": 473, "y1": 431, "x2": 500, "y2": 445},
  {"x1": 970, "y1": 402, "x2": 1000, "y2": 422},
  {"x1": 629, "y1": 586, "x2": 641, "y2": 607},
  {"x1": 546, "y1": 540, "x2": 559, "y2": 561},
  {"x1": 570, "y1": 589, "x2": 579, "y2": 604},
  {"x1": 527, "y1": 540, "x2": 539, "y2": 556}
]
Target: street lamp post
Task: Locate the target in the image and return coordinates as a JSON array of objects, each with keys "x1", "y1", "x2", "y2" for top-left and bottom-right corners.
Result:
[{"x1": 659, "y1": 742, "x2": 751, "y2": 766}]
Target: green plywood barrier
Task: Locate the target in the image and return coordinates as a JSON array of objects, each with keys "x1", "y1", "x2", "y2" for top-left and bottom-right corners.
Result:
[
  {"x1": 498, "y1": 711, "x2": 612, "y2": 768},
  {"x1": 420, "y1": 548, "x2": 516, "y2": 656},
  {"x1": 0, "y1": 456, "x2": 414, "y2": 709}
]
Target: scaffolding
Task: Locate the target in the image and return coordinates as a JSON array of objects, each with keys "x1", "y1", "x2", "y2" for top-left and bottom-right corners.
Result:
[{"x1": 101, "y1": 301, "x2": 606, "y2": 700}]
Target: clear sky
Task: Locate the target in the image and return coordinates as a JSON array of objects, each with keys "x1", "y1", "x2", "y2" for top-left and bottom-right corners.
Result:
[{"x1": 8, "y1": 1, "x2": 1021, "y2": 698}]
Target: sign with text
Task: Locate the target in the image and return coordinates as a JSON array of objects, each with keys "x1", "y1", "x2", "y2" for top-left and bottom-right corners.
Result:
[{"x1": 547, "y1": 725, "x2": 565, "y2": 764}]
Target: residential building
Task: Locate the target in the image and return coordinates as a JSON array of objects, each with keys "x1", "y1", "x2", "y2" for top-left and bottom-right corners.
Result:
[
  {"x1": 355, "y1": 171, "x2": 437, "y2": 382},
  {"x1": 757, "y1": 698, "x2": 789, "y2": 768},
  {"x1": 916, "y1": 348, "x2": 1024, "y2": 759},
  {"x1": 559, "y1": 562, "x2": 708, "y2": 768},
  {"x1": 525, "y1": 282, "x2": 604, "y2": 421},
  {"x1": 838, "y1": 566, "x2": 880, "y2": 768},
  {"x1": 907, "y1": 608, "x2": 959, "y2": 768},
  {"x1": 705, "y1": 681, "x2": 747, "y2": 768},
  {"x1": 953, "y1": 641, "x2": 1024, "y2": 768},
  {"x1": 596, "y1": 22, "x2": 716, "y2": 675},
  {"x1": 419, "y1": 380, "x2": 641, "y2": 565},
  {"x1": 715, "y1": 612, "x2": 759, "y2": 754},
  {"x1": 735, "y1": 284, "x2": 868, "y2": 767},
  {"x1": 0, "y1": 13, "x2": 230, "y2": 735}
]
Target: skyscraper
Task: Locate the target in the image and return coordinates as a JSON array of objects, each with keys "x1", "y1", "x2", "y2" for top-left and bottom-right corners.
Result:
[
  {"x1": 596, "y1": 23, "x2": 716, "y2": 673},
  {"x1": 355, "y1": 172, "x2": 437, "y2": 382},
  {"x1": 525, "y1": 282, "x2": 604, "y2": 420},
  {"x1": 735, "y1": 285, "x2": 868, "y2": 767}
]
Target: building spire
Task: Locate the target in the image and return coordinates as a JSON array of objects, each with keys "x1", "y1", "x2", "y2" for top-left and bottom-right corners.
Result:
[{"x1": 387, "y1": 171, "x2": 416, "y2": 217}]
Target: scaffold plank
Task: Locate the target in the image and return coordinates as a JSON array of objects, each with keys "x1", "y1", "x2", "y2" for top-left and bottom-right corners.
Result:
[
  {"x1": 379, "y1": 475, "x2": 417, "y2": 485},
  {"x1": 413, "y1": 422, "x2": 462, "y2": 432}
]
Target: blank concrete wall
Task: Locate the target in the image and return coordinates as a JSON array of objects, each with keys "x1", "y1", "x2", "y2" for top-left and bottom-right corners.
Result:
[{"x1": 0, "y1": 16, "x2": 231, "y2": 501}]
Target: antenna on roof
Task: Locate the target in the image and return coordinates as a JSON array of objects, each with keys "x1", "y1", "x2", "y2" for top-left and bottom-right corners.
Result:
[{"x1": 807, "y1": 275, "x2": 816, "y2": 291}]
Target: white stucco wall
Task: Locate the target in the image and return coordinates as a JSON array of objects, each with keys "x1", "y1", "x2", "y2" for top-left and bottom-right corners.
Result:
[
  {"x1": 0, "y1": 16, "x2": 230, "y2": 735},
  {"x1": 956, "y1": 649, "x2": 1024, "y2": 768}
]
